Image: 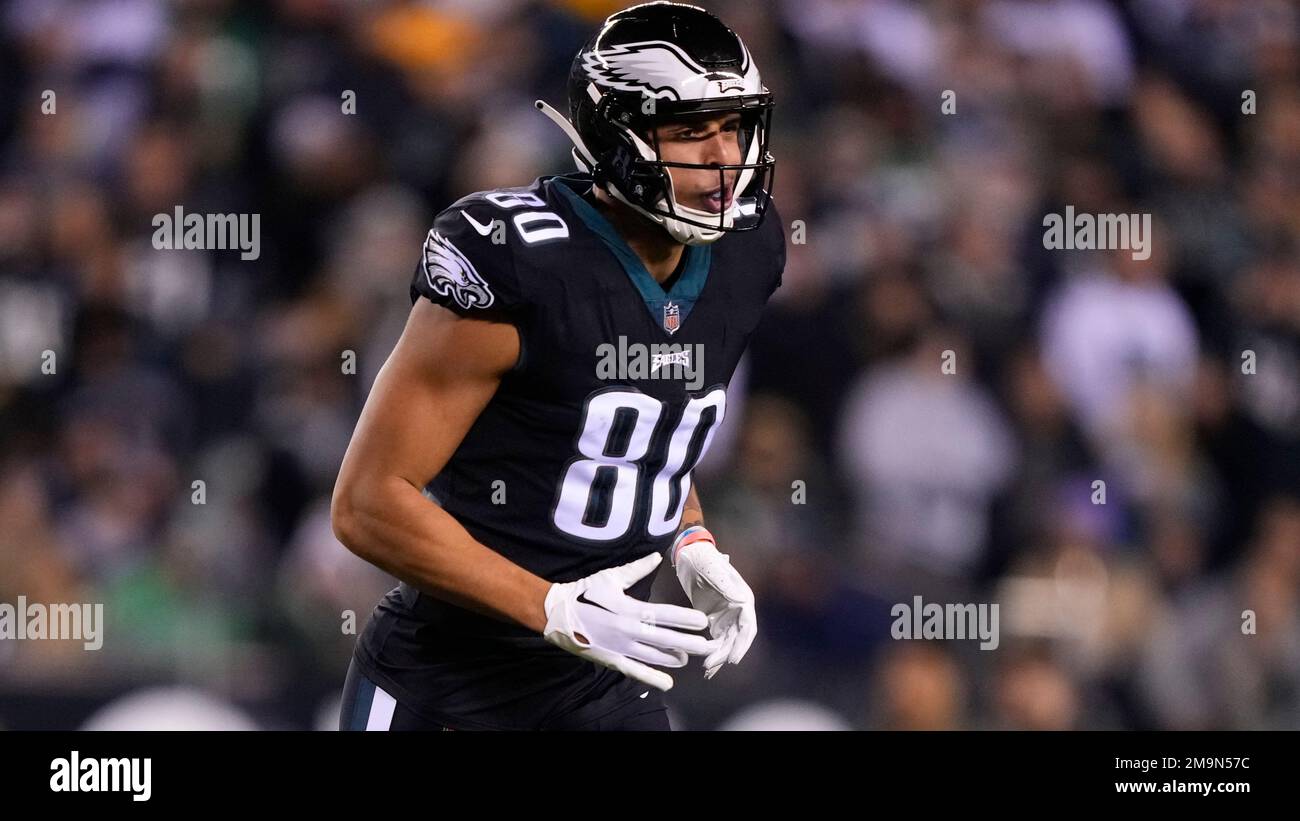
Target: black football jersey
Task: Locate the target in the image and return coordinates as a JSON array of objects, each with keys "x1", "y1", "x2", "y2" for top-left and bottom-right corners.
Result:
[{"x1": 353, "y1": 172, "x2": 784, "y2": 727}]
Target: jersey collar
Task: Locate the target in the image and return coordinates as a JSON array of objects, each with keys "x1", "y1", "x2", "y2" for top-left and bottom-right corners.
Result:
[{"x1": 550, "y1": 175, "x2": 711, "y2": 336}]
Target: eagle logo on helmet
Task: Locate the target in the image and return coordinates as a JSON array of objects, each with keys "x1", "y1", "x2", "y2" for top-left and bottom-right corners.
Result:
[
  {"x1": 581, "y1": 39, "x2": 757, "y2": 101},
  {"x1": 421, "y1": 230, "x2": 495, "y2": 310}
]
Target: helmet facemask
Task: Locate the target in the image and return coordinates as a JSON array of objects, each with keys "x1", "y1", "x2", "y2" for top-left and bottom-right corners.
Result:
[{"x1": 592, "y1": 93, "x2": 775, "y2": 245}]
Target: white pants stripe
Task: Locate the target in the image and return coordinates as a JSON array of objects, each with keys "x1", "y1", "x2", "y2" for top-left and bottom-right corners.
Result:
[{"x1": 365, "y1": 685, "x2": 397, "y2": 731}]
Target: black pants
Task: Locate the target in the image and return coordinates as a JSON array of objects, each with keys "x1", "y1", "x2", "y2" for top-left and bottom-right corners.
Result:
[{"x1": 338, "y1": 657, "x2": 671, "y2": 731}]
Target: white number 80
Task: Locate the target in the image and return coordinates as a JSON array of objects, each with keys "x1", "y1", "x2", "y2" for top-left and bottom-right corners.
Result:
[{"x1": 552, "y1": 388, "x2": 726, "y2": 540}]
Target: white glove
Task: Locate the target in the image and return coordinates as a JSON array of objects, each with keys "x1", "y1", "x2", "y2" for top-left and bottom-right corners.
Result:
[
  {"x1": 543, "y1": 552, "x2": 716, "y2": 691},
  {"x1": 671, "y1": 526, "x2": 757, "y2": 679}
]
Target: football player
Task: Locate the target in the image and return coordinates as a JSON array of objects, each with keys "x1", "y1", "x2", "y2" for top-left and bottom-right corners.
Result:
[{"x1": 334, "y1": 1, "x2": 784, "y2": 730}]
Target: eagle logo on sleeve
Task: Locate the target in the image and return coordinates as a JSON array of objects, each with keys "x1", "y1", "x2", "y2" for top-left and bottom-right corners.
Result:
[{"x1": 421, "y1": 230, "x2": 496, "y2": 311}]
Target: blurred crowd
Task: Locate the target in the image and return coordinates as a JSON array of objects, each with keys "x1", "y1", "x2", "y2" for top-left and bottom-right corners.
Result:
[{"x1": 1, "y1": 0, "x2": 1298, "y2": 730}]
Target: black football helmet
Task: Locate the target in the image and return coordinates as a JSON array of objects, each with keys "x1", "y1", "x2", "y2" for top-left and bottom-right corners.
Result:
[{"x1": 536, "y1": 2, "x2": 775, "y2": 245}]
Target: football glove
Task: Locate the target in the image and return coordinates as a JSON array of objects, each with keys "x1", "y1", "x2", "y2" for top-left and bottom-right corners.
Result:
[
  {"x1": 543, "y1": 552, "x2": 716, "y2": 691},
  {"x1": 671, "y1": 526, "x2": 757, "y2": 679}
]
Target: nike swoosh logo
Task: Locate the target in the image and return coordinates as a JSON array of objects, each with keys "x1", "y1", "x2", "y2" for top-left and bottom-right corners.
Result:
[
  {"x1": 461, "y1": 210, "x2": 496, "y2": 237},
  {"x1": 639, "y1": 691, "x2": 649, "y2": 699}
]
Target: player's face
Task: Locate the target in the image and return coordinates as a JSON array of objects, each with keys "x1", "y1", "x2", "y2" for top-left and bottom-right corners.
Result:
[{"x1": 651, "y1": 112, "x2": 744, "y2": 214}]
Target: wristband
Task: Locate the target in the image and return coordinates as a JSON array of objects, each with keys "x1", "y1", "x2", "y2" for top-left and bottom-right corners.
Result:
[{"x1": 671, "y1": 525, "x2": 715, "y2": 567}]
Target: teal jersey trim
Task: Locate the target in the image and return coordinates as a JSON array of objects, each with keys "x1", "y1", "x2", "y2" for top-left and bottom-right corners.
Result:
[{"x1": 552, "y1": 179, "x2": 711, "y2": 334}]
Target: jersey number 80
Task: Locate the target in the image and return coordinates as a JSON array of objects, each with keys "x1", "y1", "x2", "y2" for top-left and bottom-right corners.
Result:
[{"x1": 552, "y1": 388, "x2": 725, "y2": 541}]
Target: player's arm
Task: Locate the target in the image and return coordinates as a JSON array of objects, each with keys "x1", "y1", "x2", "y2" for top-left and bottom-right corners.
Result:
[
  {"x1": 679, "y1": 482, "x2": 704, "y2": 531},
  {"x1": 331, "y1": 298, "x2": 553, "y2": 631}
]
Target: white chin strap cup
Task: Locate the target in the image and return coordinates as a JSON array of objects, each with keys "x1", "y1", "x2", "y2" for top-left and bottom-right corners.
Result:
[{"x1": 534, "y1": 98, "x2": 736, "y2": 246}]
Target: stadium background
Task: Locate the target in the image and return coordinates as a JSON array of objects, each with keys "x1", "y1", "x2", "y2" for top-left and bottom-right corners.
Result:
[{"x1": 1, "y1": 0, "x2": 1298, "y2": 730}]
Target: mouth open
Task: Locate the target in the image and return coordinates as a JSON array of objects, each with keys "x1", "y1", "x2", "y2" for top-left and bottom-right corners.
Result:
[{"x1": 702, "y1": 186, "x2": 733, "y2": 213}]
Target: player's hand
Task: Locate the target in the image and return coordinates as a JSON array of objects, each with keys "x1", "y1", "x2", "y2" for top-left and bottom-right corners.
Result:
[
  {"x1": 671, "y1": 527, "x2": 757, "y2": 679},
  {"x1": 543, "y1": 553, "x2": 716, "y2": 691}
]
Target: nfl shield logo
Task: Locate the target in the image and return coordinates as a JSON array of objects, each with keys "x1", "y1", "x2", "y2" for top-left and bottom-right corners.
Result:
[{"x1": 663, "y1": 301, "x2": 681, "y2": 335}]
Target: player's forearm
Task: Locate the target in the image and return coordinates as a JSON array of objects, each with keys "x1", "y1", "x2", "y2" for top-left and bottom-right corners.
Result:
[
  {"x1": 332, "y1": 476, "x2": 549, "y2": 634},
  {"x1": 680, "y1": 482, "x2": 704, "y2": 531},
  {"x1": 670, "y1": 482, "x2": 707, "y2": 565}
]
